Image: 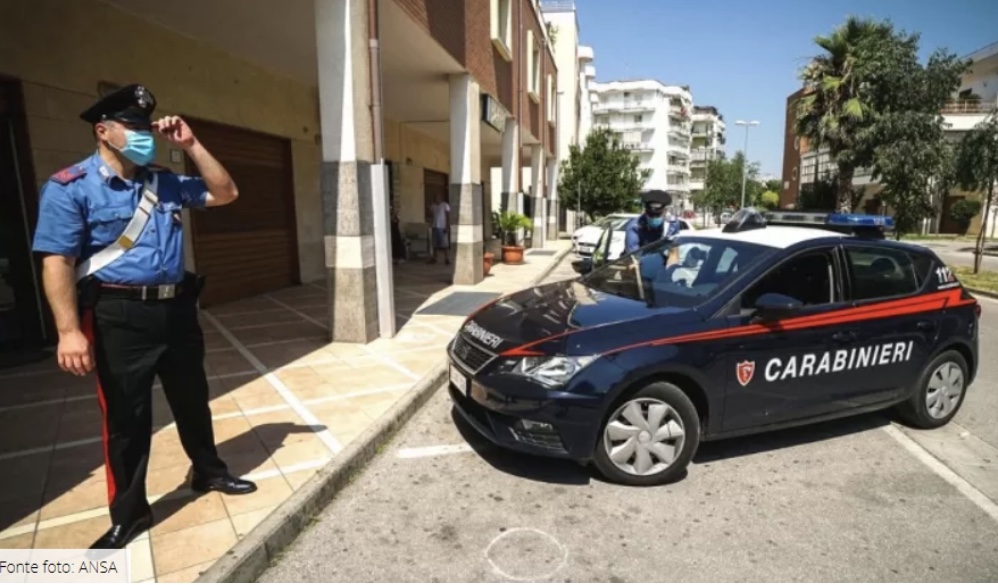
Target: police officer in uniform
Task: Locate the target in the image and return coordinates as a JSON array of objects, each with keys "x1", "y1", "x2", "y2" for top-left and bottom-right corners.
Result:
[
  {"x1": 31, "y1": 84, "x2": 257, "y2": 549},
  {"x1": 623, "y1": 190, "x2": 681, "y2": 254}
]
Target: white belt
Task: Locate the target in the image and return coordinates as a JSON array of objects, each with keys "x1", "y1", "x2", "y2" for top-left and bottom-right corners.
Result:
[{"x1": 75, "y1": 174, "x2": 159, "y2": 282}]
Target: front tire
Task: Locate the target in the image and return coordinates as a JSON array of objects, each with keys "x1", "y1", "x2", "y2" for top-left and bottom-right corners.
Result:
[
  {"x1": 898, "y1": 349, "x2": 969, "y2": 429},
  {"x1": 593, "y1": 382, "x2": 700, "y2": 486}
]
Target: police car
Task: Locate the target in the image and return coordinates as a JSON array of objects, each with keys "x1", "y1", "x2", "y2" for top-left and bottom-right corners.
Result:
[{"x1": 447, "y1": 209, "x2": 981, "y2": 486}]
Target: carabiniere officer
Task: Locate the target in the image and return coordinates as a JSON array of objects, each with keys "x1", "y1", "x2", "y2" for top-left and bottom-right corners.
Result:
[{"x1": 31, "y1": 84, "x2": 257, "y2": 549}]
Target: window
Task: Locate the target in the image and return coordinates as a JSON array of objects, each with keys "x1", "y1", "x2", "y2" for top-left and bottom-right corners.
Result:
[
  {"x1": 845, "y1": 246, "x2": 922, "y2": 301},
  {"x1": 742, "y1": 250, "x2": 836, "y2": 309},
  {"x1": 584, "y1": 237, "x2": 772, "y2": 308},
  {"x1": 547, "y1": 74, "x2": 555, "y2": 122},
  {"x1": 491, "y1": 0, "x2": 512, "y2": 61},
  {"x1": 633, "y1": 115, "x2": 643, "y2": 124},
  {"x1": 528, "y1": 30, "x2": 541, "y2": 100}
]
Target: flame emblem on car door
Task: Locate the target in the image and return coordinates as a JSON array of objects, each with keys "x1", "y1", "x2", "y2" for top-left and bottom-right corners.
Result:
[{"x1": 736, "y1": 360, "x2": 756, "y2": 387}]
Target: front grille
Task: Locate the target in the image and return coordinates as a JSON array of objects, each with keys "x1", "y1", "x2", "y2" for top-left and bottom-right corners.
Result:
[
  {"x1": 452, "y1": 335, "x2": 495, "y2": 372},
  {"x1": 510, "y1": 428, "x2": 566, "y2": 452}
]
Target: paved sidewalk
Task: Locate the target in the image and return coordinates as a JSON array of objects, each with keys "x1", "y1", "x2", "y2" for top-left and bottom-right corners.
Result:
[{"x1": 0, "y1": 240, "x2": 573, "y2": 583}]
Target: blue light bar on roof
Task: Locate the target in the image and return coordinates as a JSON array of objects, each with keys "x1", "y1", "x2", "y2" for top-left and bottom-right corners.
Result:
[{"x1": 826, "y1": 213, "x2": 896, "y2": 230}]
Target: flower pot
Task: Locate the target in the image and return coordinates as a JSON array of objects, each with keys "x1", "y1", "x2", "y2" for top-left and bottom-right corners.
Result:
[
  {"x1": 483, "y1": 252, "x2": 495, "y2": 276},
  {"x1": 502, "y1": 245, "x2": 525, "y2": 265}
]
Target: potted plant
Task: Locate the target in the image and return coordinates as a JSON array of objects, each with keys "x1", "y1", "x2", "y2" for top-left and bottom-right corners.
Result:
[
  {"x1": 495, "y1": 210, "x2": 533, "y2": 264},
  {"x1": 483, "y1": 251, "x2": 495, "y2": 276}
]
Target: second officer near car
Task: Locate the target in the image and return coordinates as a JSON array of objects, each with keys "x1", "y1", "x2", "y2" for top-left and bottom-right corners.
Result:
[{"x1": 31, "y1": 84, "x2": 256, "y2": 549}]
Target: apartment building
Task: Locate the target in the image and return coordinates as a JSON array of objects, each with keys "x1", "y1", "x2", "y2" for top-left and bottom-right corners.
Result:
[
  {"x1": 592, "y1": 79, "x2": 695, "y2": 209},
  {"x1": 780, "y1": 40, "x2": 998, "y2": 235},
  {"x1": 537, "y1": 0, "x2": 598, "y2": 233},
  {"x1": 689, "y1": 105, "x2": 727, "y2": 202},
  {"x1": 0, "y1": 0, "x2": 560, "y2": 348}
]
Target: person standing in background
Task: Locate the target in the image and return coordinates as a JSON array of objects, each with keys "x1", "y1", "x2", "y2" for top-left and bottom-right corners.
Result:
[{"x1": 427, "y1": 193, "x2": 450, "y2": 265}]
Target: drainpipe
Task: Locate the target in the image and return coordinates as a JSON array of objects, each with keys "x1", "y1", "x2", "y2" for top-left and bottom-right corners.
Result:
[
  {"x1": 368, "y1": 0, "x2": 384, "y2": 162},
  {"x1": 367, "y1": 0, "x2": 394, "y2": 338}
]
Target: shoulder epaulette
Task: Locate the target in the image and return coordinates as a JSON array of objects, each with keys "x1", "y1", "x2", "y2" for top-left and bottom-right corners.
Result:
[{"x1": 50, "y1": 166, "x2": 87, "y2": 185}]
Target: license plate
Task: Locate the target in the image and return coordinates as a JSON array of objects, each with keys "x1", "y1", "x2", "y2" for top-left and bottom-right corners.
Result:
[
  {"x1": 578, "y1": 245, "x2": 593, "y2": 253},
  {"x1": 449, "y1": 364, "x2": 468, "y2": 393}
]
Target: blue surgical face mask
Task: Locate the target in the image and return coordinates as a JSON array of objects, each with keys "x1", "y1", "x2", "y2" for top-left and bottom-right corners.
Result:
[
  {"x1": 112, "y1": 129, "x2": 156, "y2": 166},
  {"x1": 647, "y1": 216, "x2": 664, "y2": 228}
]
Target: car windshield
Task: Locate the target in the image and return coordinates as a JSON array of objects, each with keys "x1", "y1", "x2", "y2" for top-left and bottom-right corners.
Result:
[{"x1": 582, "y1": 236, "x2": 774, "y2": 308}]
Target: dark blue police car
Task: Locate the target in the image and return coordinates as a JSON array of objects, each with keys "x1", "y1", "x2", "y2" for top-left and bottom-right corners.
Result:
[{"x1": 446, "y1": 209, "x2": 982, "y2": 485}]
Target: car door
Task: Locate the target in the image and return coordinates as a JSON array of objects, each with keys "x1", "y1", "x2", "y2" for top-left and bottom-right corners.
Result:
[
  {"x1": 837, "y1": 244, "x2": 937, "y2": 405},
  {"x1": 720, "y1": 245, "x2": 854, "y2": 431}
]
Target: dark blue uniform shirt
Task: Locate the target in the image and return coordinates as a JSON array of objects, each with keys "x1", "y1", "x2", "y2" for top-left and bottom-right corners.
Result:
[{"x1": 31, "y1": 152, "x2": 209, "y2": 286}]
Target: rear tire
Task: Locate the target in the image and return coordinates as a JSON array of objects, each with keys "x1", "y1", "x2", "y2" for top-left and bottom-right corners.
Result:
[
  {"x1": 898, "y1": 350, "x2": 969, "y2": 429},
  {"x1": 593, "y1": 382, "x2": 700, "y2": 486}
]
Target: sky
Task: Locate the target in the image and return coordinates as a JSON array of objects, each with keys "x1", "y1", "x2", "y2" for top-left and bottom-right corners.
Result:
[{"x1": 573, "y1": 0, "x2": 998, "y2": 178}]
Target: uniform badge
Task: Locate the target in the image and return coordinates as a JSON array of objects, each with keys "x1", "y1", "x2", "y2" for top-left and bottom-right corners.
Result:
[{"x1": 736, "y1": 360, "x2": 756, "y2": 387}]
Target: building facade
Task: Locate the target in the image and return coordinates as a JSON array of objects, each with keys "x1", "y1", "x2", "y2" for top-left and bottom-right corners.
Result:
[
  {"x1": 591, "y1": 80, "x2": 695, "y2": 210},
  {"x1": 0, "y1": 0, "x2": 560, "y2": 351},
  {"x1": 538, "y1": 0, "x2": 598, "y2": 233},
  {"x1": 688, "y1": 105, "x2": 727, "y2": 203}
]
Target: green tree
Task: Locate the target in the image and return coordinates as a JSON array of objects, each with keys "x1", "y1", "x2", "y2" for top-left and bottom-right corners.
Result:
[
  {"x1": 693, "y1": 151, "x2": 758, "y2": 215},
  {"x1": 756, "y1": 191, "x2": 780, "y2": 210},
  {"x1": 558, "y1": 127, "x2": 651, "y2": 220},
  {"x1": 764, "y1": 179, "x2": 782, "y2": 194},
  {"x1": 796, "y1": 16, "x2": 968, "y2": 212},
  {"x1": 950, "y1": 198, "x2": 982, "y2": 235},
  {"x1": 955, "y1": 111, "x2": 998, "y2": 273}
]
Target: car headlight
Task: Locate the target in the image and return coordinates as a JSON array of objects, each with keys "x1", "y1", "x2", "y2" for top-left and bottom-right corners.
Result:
[{"x1": 506, "y1": 356, "x2": 597, "y2": 386}]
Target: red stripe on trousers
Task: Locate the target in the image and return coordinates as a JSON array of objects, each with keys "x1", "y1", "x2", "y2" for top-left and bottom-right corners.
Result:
[{"x1": 81, "y1": 308, "x2": 116, "y2": 504}]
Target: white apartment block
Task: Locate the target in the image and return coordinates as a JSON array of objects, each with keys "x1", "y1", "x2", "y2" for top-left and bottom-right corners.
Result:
[
  {"x1": 689, "y1": 105, "x2": 726, "y2": 201},
  {"x1": 539, "y1": 0, "x2": 598, "y2": 232},
  {"x1": 592, "y1": 79, "x2": 696, "y2": 210}
]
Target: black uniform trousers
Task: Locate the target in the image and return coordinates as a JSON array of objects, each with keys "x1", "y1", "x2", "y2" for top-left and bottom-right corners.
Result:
[{"x1": 81, "y1": 286, "x2": 228, "y2": 526}]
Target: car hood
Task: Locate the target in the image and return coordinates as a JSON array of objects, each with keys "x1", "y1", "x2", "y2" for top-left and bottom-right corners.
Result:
[{"x1": 460, "y1": 279, "x2": 696, "y2": 355}]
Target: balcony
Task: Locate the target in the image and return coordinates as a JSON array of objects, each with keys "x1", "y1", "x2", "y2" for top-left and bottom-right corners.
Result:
[
  {"x1": 594, "y1": 100, "x2": 656, "y2": 114},
  {"x1": 622, "y1": 142, "x2": 654, "y2": 153},
  {"x1": 942, "y1": 97, "x2": 998, "y2": 132},
  {"x1": 578, "y1": 45, "x2": 594, "y2": 61},
  {"x1": 583, "y1": 64, "x2": 596, "y2": 78},
  {"x1": 667, "y1": 163, "x2": 689, "y2": 174},
  {"x1": 668, "y1": 127, "x2": 691, "y2": 140},
  {"x1": 668, "y1": 144, "x2": 689, "y2": 157},
  {"x1": 688, "y1": 179, "x2": 705, "y2": 191},
  {"x1": 691, "y1": 147, "x2": 722, "y2": 162}
]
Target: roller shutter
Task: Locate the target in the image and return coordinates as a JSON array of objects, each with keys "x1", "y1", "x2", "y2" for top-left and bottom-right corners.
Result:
[{"x1": 185, "y1": 120, "x2": 299, "y2": 307}]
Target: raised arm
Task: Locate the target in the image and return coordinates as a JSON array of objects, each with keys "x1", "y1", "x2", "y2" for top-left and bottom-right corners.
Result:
[{"x1": 152, "y1": 116, "x2": 238, "y2": 207}]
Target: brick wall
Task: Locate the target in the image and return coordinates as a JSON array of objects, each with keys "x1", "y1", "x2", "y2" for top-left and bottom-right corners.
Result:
[{"x1": 780, "y1": 88, "x2": 804, "y2": 208}]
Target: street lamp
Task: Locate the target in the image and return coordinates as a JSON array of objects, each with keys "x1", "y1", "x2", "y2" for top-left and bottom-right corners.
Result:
[{"x1": 735, "y1": 120, "x2": 759, "y2": 209}]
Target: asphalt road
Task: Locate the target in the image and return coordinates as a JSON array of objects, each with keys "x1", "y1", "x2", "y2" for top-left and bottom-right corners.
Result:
[
  {"x1": 262, "y1": 255, "x2": 998, "y2": 583},
  {"x1": 917, "y1": 239, "x2": 998, "y2": 273}
]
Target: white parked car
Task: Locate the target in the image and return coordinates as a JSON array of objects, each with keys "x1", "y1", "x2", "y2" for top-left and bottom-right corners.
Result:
[
  {"x1": 571, "y1": 213, "x2": 638, "y2": 256},
  {"x1": 588, "y1": 216, "x2": 698, "y2": 266}
]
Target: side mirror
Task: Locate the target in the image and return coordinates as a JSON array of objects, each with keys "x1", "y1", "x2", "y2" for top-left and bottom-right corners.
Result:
[
  {"x1": 572, "y1": 257, "x2": 593, "y2": 275},
  {"x1": 753, "y1": 292, "x2": 803, "y2": 320}
]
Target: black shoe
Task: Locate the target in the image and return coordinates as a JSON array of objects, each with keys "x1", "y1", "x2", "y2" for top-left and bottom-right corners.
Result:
[
  {"x1": 191, "y1": 474, "x2": 258, "y2": 495},
  {"x1": 90, "y1": 513, "x2": 152, "y2": 549}
]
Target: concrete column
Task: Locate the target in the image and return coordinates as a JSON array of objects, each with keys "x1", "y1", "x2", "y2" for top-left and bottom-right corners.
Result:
[
  {"x1": 315, "y1": 0, "x2": 379, "y2": 343},
  {"x1": 546, "y1": 158, "x2": 559, "y2": 241},
  {"x1": 501, "y1": 118, "x2": 520, "y2": 215},
  {"x1": 530, "y1": 146, "x2": 545, "y2": 248},
  {"x1": 449, "y1": 74, "x2": 483, "y2": 285}
]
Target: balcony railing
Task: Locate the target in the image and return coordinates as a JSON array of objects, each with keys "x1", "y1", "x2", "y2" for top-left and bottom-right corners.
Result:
[
  {"x1": 622, "y1": 142, "x2": 653, "y2": 152},
  {"x1": 667, "y1": 163, "x2": 690, "y2": 174},
  {"x1": 941, "y1": 98, "x2": 998, "y2": 115}
]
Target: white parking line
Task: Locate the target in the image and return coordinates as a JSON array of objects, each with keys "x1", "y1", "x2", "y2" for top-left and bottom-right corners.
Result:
[
  {"x1": 395, "y1": 443, "x2": 475, "y2": 459},
  {"x1": 883, "y1": 424, "x2": 998, "y2": 524}
]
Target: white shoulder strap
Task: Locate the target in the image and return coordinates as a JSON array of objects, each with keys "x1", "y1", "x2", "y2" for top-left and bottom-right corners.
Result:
[{"x1": 75, "y1": 174, "x2": 159, "y2": 282}]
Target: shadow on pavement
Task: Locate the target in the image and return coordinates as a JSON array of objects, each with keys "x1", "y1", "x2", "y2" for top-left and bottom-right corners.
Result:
[
  {"x1": 694, "y1": 412, "x2": 889, "y2": 464},
  {"x1": 449, "y1": 408, "x2": 593, "y2": 486}
]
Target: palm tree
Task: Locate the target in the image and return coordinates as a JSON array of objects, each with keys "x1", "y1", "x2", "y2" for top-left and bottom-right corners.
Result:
[{"x1": 795, "y1": 17, "x2": 889, "y2": 212}]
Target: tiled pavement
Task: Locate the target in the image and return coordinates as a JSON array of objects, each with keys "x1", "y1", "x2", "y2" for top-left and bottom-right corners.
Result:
[{"x1": 0, "y1": 240, "x2": 573, "y2": 583}]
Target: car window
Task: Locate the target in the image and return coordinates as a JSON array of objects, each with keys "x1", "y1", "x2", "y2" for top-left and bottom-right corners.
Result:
[
  {"x1": 845, "y1": 246, "x2": 921, "y2": 300},
  {"x1": 584, "y1": 236, "x2": 772, "y2": 308},
  {"x1": 742, "y1": 250, "x2": 836, "y2": 309}
]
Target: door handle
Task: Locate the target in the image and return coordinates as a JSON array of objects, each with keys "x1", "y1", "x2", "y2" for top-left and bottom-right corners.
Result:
[
  {"x1": 916, "y1": 320, "x2": 935, "y2": 331},
  {"x1": 832, "y1": 331, "x2": 857, "y2": 342}
]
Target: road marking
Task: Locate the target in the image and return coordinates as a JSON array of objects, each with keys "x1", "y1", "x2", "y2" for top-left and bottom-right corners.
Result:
[
  {"x1": 396, "y1": 443, "x2": 475, "y2": 459},
  {"x1": 202, "y1": 311, "x2": 344, "y2": 454},
  {"x1": 883, "y1": 424, "x2": 998, "y2": 524},
  {"x1": 484, "y1": 527, "x2": 569, "y2": 582}
]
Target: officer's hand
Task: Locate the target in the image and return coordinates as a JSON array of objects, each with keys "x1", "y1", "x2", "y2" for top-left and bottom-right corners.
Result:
[
  {"x1": 151, "y1": 116, "x2": 196, "y2": 150},
  {"x1": 58, "y1": 330, "x2": 94, "y2": 376}
]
